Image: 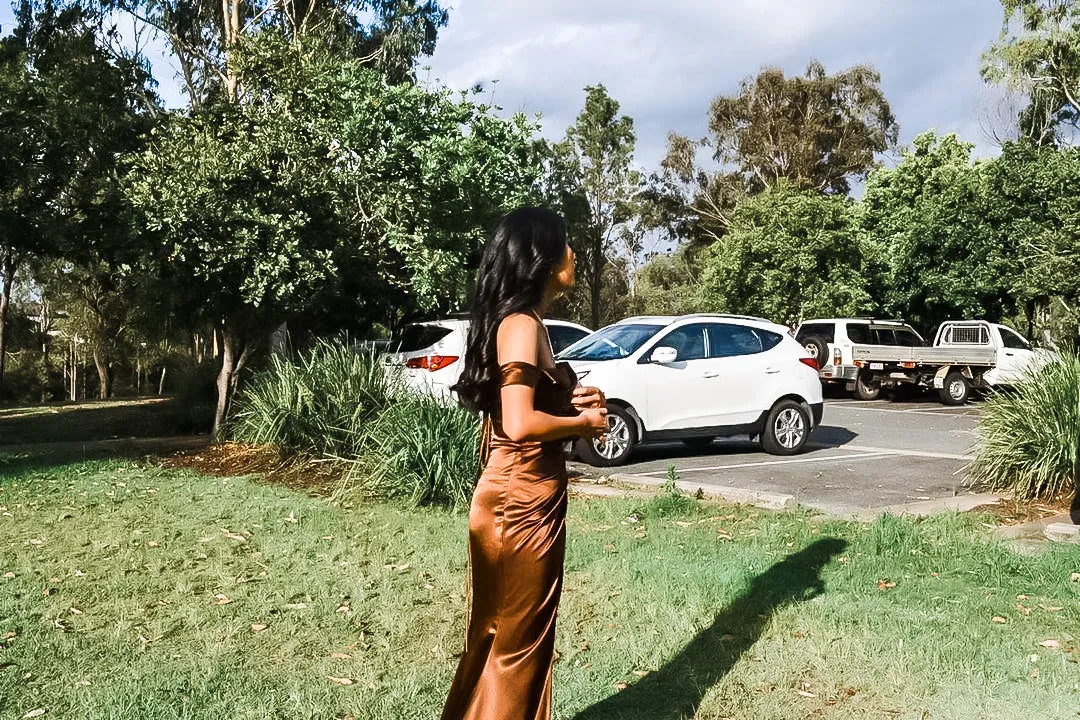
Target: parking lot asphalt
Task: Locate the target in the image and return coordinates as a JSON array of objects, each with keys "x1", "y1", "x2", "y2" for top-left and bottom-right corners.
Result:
[{"x1": 570, "y1": 393, "x2": 1000, "y2": 518}]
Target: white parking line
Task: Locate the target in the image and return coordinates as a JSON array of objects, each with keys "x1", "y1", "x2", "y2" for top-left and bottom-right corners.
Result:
[
  {"x1": 809, "y1": 444, "x2": 973, "y2": 461},
  {"x1": 634, "y1": 452, "x2": 892, "y2": 476},
  {"x1": 826, "y1": 404, "x2": 977, "y2": 418}
]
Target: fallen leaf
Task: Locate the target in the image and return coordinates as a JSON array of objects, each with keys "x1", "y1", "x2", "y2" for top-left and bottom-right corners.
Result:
[
  {"x1": 330, "y1": 652, "x2": 351, "y2": 659},
  {"x1": 1017, "y1": 594, "x2": 1030, "y2": 600},
  {"x1": 23, "y1": 710, "x2": 46, "y2": 718},
  {"x1": 251, "y1": 624, "x2": 267, "y2": 632},
  {"x1": 1041, "y1": 606, "x2": 1064, "y2": 612},
  {"x1": 1039, "y1": 639, "x2": 1061, "y2": 649},
  {"x1": 991, "y1": 616, "x2": 1007, "y2": 624},
  {"x1": 1071, "y1": 573, "x2": 1080, "y2": 583},
  {"x1": 796, "y1": 690, "x2": 817, "y2": 698},
  {"x1": 877, "y1": 579, "x2": 897, "y2": 590},
  {"x1": 74, "y1": 680, "x2": 90, "y2": 687},
  {"x1": 579, "y1": 642, "x2": 589, "y2": 651},
  {"x1": 336, "y1": 604, "x2": 350, "y2": 613},
  {"x1": 147, "y1": 541, "x2": 160, "y2": 548},
  {"x1": 213, "y1": 594, "x2": 232, "y2": 606},
  {"x1": 222, "y1": 530, "x2": 247, "y2": 543},
  {"x1": 613, "y1": 682, "x2": 628, "y2": 690},
  {"x1": 1029, "y1": 668, "x2": 1039, "y2": 678},
  {"x1": 3, "y1": 572, "x2": 14, "y2": 579},
  {"x1": 327, "y1": 676, "x2": 354, "y2": 685},
  {"x1": 632, "y1": 670, "x2": 648, "y2": 677},
  {"x1": 1016, "y1": 603, "x2": 1032, "y2": 616}
]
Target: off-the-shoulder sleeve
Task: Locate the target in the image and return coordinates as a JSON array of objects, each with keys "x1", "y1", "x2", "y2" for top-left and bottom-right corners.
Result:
[{"x1": 499, "y1": 361, "x2": 542, "y2": 388}]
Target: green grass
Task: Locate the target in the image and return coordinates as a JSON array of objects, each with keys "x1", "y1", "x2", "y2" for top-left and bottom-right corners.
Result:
[{"x1": 1, "y1": 462, "x2": 1079, "y2": 720}]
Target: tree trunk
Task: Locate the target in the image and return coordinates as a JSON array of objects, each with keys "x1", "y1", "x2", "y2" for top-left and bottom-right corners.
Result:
[
  {"x1": 92, "y1": 343, "x2": 111, "y2": 400},
  {"x1": 589, "y1": 229, "x2": 604, "y2": 329},
  {"x1": 158, "y1": 366, "x2": 167, "y2": 396},
  {"x1": 0, "y1": 250, "x2": 14, "y2": 399},
  {"x1": 212, "y1": 313, "x2": 257, "y2": 441}
]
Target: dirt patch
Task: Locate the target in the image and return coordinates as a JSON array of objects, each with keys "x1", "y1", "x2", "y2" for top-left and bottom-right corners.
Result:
[
  {"x1": 970, "y1": 492, "x2": 1075, "y2": 526},
  {"x1": 160, "y1": 442, "x2": 350, "y2": 498}
]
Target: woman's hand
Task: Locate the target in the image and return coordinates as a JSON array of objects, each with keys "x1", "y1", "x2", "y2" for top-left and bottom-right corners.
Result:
[
  {"x1": 578, "y1": 407, "x2": 609, "y2": 439},
  {"x1": 571, "y1": 385, "x2": 606, "y2": 411}
]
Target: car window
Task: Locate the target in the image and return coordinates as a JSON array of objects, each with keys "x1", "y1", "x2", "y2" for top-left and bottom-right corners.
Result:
[
  {"x1": 845, "y1": 324, "x2": 872, "y2": 344},
  {"x1": 894, "y1": 329, "x2": 922, "y2": 346},
  {"x1": 658, "y1": 324, "x2": 708, "y2": 361},
  {"x1": 946, "y1": 325, "x2": 989, "y2": 344},
  {"x1": 546, "y1": 325, "x2": 589, "y2": 354},
  {"x1": 559, "y1": 323, "x2": 663, "y2": 361},
  {"x1": 999, "y1": 327, "x2": 1030, "y2": 350},
  {"x1": 707, "y1": 324, "x2": 782, "y2": 358},
  {"x1": 795, "y1": 323, "x2": 834, "y2": 343},
  {"x1": 393, "y1": 324, "x2": 453, "y2": 352}
]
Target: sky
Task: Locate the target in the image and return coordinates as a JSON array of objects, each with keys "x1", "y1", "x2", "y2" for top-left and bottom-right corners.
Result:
[{"x1": 1, "y1": 0, "x2": 1012, "y2": 174}]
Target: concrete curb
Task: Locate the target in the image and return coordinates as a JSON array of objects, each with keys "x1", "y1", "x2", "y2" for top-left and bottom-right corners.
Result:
[
  {"x1": 581, "y1": 472, "x2": 796, "y2": 511},
  {"x1": 846, "y1": 493, "x2": 1006, "y2": 522}
]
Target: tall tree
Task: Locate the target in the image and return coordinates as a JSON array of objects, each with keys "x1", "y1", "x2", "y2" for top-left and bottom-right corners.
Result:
[
  {"x1": 557, "y1": 84, "x2": 641, "y2": 328},
  {"x1": 859, "y1": 132, "x2": 1020, "y2": 335},
  {"x1": 981, "y1": 0, "x2": 1080, "y2": 145},
  {"x1": 0, "y1": 3, "x2": 156, "y2": 398},
  {"x1": 649, "y1": 61, "x2": 897, "y2": 252},
  {"x1": 125, "y1": 33, "x2": 542, "y2": 436},
  {"x1": 100, "y1": 0, "x2": 448, "y2": 107},
  {"x1": 698, "y1": 183, "x2": 871, "y2": 325}
]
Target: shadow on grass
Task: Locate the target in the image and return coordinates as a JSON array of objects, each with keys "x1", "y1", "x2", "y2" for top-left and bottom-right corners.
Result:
[
  {"x1": 0, "y1": 398, "x2": 211, "y2": 445},
  {"x1": 573, "y1": 537, "x2": 848, "y2": 720}
]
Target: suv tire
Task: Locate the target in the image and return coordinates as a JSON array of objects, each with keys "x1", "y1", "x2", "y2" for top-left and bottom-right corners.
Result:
[
  {"x1": 802, "y1": 335, "x2": 829, "y2": 365},
  {"x1": 576, "y1": 404, "x2": 637, "y2": 467},
  {"x1": 761, "y1": 400, "x2": 810, "y2": 455},
  {"x1": 854, "y1": 371, "x2": 882, "y2": 401}
]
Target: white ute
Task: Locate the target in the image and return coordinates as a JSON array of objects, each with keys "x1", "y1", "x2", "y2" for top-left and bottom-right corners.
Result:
[{"x1": 850, "y1": 320, "x2": 1050, "y2": 405}]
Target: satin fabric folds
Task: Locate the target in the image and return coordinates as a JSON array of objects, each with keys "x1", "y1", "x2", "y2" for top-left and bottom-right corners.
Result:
[{"x1": 441, "y1": 361, "x2": 578, "y2": 720}]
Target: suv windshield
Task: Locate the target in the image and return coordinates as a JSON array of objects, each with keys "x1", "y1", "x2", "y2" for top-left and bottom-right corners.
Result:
[{"x1": 558, "y1": 324, "x2": 663, "y2": 361}]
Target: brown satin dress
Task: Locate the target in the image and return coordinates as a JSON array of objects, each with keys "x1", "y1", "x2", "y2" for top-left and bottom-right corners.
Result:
[{"x1": 441, "y1": 360, "x2": 578, "y2": 720}]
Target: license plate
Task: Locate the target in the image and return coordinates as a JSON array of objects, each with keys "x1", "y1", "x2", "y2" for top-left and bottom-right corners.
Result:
[{"x1": 870, "y1": 363, "x2": 884, "y2": 370}]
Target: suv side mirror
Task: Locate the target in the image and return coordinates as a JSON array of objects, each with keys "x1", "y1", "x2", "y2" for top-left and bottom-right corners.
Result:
[{"x1": 650, "y1": 346, "x2": 678, "y2": 364}]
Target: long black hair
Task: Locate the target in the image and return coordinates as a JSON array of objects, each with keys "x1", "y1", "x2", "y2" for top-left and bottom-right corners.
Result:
[{"x1": 452, "y1": 207, "x2": 568, "y2": 414}]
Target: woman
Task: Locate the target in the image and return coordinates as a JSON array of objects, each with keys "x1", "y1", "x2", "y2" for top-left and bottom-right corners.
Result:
[{"x1": 442, "y1": 207, "x2": 609, "y2": 720}]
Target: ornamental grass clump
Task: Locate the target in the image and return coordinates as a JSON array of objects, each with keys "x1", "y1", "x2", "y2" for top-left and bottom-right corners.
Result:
[{"x1": 968, "y1": 352, "x2": 1080, "y2": 501}]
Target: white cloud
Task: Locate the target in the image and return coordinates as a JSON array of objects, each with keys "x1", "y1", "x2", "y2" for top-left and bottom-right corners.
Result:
[{"x1": 427, "y1": 1, "x2": 1008, "y2": 170}]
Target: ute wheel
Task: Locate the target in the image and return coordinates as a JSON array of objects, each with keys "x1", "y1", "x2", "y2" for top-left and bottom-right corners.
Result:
[
  {"x1": 575, "y1": 405, "x2": 637, "y2": 467},
  {"x1": 803, "y1": 336, "x2": 829, "y2": 366},
  {"x1": 854, "y1": 371, "x2": 881, "y2": 401},
  {"x1": 938, "y1": 370, "x2": 970, "y2": 405},
  {"x1": 761, "y1": 400, "x2": 811, "y2": 456}
]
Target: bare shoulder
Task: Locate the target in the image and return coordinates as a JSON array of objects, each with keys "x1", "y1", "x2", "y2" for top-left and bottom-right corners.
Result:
[{"x1": 497, "y1": 313, "x2": 541, "y2": 366}]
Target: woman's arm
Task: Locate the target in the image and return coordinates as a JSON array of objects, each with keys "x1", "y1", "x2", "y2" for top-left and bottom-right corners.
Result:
[{"x1": 497, "y1": 313, "x2": 606, "y2": 443}]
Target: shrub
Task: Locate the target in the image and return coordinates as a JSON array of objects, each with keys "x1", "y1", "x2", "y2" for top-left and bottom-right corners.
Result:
[
  {"x1": 968, "y1": 352, "x2": 1080, "y2": 500},
  {"x1": 232, "y1": 338, "x2": 481, "y2": 510},
  {"x1": 358, "y1": 391, "x2": 481, "y2": 511},
  {"x1": 231, "y1": 339, "x2": 396, "y2": 457}
]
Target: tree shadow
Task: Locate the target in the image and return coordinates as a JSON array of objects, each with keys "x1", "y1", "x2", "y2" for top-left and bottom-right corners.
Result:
[{"x1": 572, "y1": 537, "x2": 849, "y2": 720}]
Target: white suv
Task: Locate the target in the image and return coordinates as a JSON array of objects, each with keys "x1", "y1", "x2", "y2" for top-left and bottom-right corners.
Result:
[
  {"x1": 384, "y1": 316, "x2": 592, "y2": 396},
  {"x1": 794, "y1": 318, "x2": 924, "y2": 400},
  {"x1": 558, "y1": 314, "x2": 824, "y2": 466}
]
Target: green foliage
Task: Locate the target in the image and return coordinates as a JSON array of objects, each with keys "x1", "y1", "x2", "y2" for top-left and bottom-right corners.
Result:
[
  {"x1": 359, "y1": 392, "x2": 481, "y2": 511},
  {"x1": 629, "y1": 250, "x2": 701, "y2": 317},
  {"x1": 231, "y1": 338, "x2": 480, "y2": 509},
  {"x1": 708, "y1": 60, "x2": 898, "y2": 195},
  {"x1": 859, "y1": 132, "x2": 1019, "y2": 333},
  {"x1": 969, "y1": 351, "x2": 1080, "y2": 500},
  {"x1": 698, "y1": 183, "x2": 871, "y2": 324},
  {"x1": 981, "y1": 0, "x2": 1080, "y2": 144},
  {"x1": 231, "y1": 340, "x2": 396, "y2": 458}
]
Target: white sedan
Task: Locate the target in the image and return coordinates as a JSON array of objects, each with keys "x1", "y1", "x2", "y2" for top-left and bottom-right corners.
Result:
[{"x1": 558, "y1": 314, "x2": 824, "y2": 466}]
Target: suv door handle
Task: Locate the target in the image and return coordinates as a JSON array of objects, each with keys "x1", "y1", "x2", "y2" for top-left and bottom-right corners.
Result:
[
  {"x1": 764, "y1": 367, "x2": 780, "y2": 374},
  {"x1": 702, "y1": 370, "x2": 720, "y2": 378}
]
